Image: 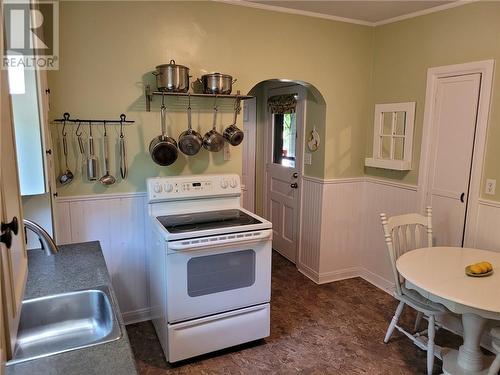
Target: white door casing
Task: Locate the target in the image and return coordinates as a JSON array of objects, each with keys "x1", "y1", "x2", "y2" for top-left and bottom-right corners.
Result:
[
  {"x1": 425, "y1": 73, "x2": 481, "y2": 246},
  {"x1": 264, "y1": 85, "x2": 306, "y2": 263},
  {"x1": 241, "y1": 98, "x2": 256, "y2": 212},
  {"x1": 418, "y1": 60, "x2": 494, "y2": 248},
  {"x1": 0, "y1": 60, "x2": 29, "y2": 358}
]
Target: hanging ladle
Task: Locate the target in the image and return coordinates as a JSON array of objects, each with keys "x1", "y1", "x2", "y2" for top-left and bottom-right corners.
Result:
[
  {"x1": 58, "y1": 113, "x2": 74, "y2": 185},
  {"x1": 99, "y1": 121, "x2": 116, "y2": 186}
]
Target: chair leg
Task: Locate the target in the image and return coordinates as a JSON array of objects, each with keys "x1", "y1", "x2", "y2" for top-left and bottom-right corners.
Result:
[
  {"x1": 385, "y1": 301, "x2": 405, "y2": 343},
  {"x1": 488, "y1": 355, "x2": 500, "y2": 375},
  {"x1": 427, "y1": 315, "x2": 436, "y2": 375},
  {"x1": 414, "y1": 311, "x2": 423, "y2": 332}
]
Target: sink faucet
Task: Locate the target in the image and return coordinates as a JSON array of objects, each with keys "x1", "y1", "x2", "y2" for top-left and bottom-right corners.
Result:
[{"x1": 23, "y1": 219, "x2": 58, "y2": 255}]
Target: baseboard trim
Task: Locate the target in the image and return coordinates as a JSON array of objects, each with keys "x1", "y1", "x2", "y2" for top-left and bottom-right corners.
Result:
[
  {"x1": 123, "y1": 307, "x2": 151, "y2": 325},
  {"x1": 358, "y1": 268, "x2": 395, "y2": 294}
]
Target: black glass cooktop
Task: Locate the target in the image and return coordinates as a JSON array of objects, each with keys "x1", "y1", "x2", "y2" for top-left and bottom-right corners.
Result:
[{"x1": 157, "y1": 209, "x2": 262, "y2": 233}]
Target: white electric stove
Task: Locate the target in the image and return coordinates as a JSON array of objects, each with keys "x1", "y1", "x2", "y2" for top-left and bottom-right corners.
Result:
[{"x1": 147, "y1": 174, "x2": 272, "y2": 363}]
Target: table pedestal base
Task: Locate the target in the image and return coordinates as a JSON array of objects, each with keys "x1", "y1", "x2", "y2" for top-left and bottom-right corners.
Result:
[
  {"x1": 443, "y1": 350, "x2": 493, "y2": 375},
  {"x1": 443, "y1": 313, "x2": 494, "y2": 375}
]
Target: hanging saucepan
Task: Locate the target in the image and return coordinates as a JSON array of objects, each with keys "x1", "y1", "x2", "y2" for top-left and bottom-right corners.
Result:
[
  {"x1": 203, "y1": 104, "x2": 225, "y2": 152},
  {"x1": 178, "y1": 95, "x2": 203, "y2": 156},
  {"x1": 199, "y1": 73, "x2": 237, "y2": 95},
  {"x1": 153, "y1": 60, "x2": 190, "y2": 93},
  {"x1": 149, "y1": 95, "x2": 178, "y2": 166},
  {"x1": 223, "y1": 98, "x2": 244, "y2": 146}
]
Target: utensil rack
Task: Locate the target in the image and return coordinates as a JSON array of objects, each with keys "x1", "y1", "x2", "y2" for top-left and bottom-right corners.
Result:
[
  {"x1": 144, "y1": 85, "x2": 254, "y2": 112},
  {"x1": 53, "y1": 113, "x2": 135, "y2": 125}
]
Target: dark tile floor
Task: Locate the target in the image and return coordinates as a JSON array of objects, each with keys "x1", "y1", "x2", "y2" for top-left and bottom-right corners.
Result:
[{"x1": 127, "y1": 252, "x2": 464, "y2": 374}]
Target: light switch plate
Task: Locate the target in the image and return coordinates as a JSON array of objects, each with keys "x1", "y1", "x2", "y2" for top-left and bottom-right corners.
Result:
[
  {"x1": 223, "y1": 143, "x2": 231, "y2": 161},
  {"x1": 486, "y1": 179, "x2": 496, "y2": 195},
  {"x1": 304, "y1": 152, "x2": 312, "y2": 165}
]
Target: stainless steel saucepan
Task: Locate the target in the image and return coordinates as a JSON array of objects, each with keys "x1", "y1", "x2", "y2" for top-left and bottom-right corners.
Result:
[
  {"x1": 223, "y1": 98, "x2": 244, "y2": 146},
  {"x1": 178, "y1": 95, "x2": 203, "y2": 156},
  {"x1": 203, "y1": 105, "x2": 225, "y2": 152},
  {"x1": 149, "y1": 95, "x2": 178, "y2": 166}
]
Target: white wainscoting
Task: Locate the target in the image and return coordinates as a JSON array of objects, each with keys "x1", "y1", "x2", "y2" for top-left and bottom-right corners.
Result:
[
  {"x1": 298, "y1": 176, "x2": 418, "y2": 292},
  {"x1": 54, "y1": 193, "x2": 150, "y2": 324}
]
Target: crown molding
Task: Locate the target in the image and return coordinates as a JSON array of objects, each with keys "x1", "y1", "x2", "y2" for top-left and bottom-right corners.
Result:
[{"x1": 215, "y1": 0, "x2": 476, "y2": 28}]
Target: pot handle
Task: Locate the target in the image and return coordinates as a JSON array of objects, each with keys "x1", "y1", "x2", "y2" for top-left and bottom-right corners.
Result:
[
  {"x1": 160, "y1": 100, "x2": 167, "y2": 137},
  {"x1": 232, "y1": 78, "x2": 238, "y2": 84},
  {"x1": 170, "y1": 59, "x2": 176, "y2": 65},
  {"x1": 152, "y1": 71, "x2": 161, "y2": 76}
]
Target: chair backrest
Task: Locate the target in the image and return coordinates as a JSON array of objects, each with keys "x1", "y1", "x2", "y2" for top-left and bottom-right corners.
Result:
[{"x1": 380, "y1": 207, "x2": 433, "y2": 296}]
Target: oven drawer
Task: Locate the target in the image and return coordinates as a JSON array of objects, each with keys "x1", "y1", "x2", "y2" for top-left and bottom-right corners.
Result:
[{"x1": 167, "y1": 303, "x2": 270, "y2": 362}]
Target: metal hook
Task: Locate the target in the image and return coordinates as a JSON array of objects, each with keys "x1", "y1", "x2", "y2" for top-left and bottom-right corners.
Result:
[
  {"x1": 103, "y1": 120, "x2": 107, "y2": 136},
  {"x1": 119, "y1": 116, "x2": 125, "y2": 139},
  {"x1": 187, "y1": 93, "x2": 191, "y2": 109},
  {"x1": 161, "y1": 92, "x2": 166, "y2": 109},
  {"x1": 213, "y1": 95, "x2": 218, "y2": 111},
  {"x1": 75, "y1": 120, "x2": 83, "y2": 136},
  {"x1": 61, "y1": 112, "x2": 70, "y2": 137},
  {"x1": 89, "y1": 121, "x2": 93, "y2": 137}
]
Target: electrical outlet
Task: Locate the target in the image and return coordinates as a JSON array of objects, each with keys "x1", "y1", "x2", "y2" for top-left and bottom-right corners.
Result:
[
  {"x1": 486, "y1": 179, "x2": 496, "y2": 195},
  {"x1": 223, "y1": 143, "x2": 231, "y2": 161}
]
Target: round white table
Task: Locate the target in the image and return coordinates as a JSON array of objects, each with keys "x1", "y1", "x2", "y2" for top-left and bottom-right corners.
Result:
[{"x1": 397, "y1": 247, "x2": 500, "y2": 375}]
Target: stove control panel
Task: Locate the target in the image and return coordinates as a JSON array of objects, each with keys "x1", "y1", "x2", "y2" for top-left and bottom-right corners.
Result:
[{"x1": 147, "y1": 174, "x2": 241, "y2": 202}]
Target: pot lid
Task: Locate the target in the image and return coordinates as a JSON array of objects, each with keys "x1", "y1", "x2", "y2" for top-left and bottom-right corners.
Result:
[
  {"x1": 156, "y1": 59, "x2": 189, "y2": 70},
  {"x1": 202, "y1": 72, "x2": 232, "y2": 79}
]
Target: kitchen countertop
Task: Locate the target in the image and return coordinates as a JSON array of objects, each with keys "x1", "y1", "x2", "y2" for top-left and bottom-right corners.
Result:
[{"x1": 6, "y1": 241, "x2": 138, "y2": 375}]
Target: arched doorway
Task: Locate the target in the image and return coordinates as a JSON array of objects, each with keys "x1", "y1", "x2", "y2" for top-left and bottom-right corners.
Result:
[{"x1": 244, "y1": 79, "x2": 326, "y2": 264}]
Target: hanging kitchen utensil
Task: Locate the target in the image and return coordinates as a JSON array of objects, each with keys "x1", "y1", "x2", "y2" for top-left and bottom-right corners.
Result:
[
  {"x1": 99, "y1": 122, "x2": 116, "y2": 186},
  {"x1": 223, "y1": 97, "x2": 245, "y2": 146},
  {"x1": 199, "y1": 73, "x2": 237, "y2": 95},
  {"x1": 153, "y1": 60, "x2": 190, "y2": 93},
  {"x1": 58, "y1": 113, "x2": 74, "y2": 185},
  {"x1": 119, "y1": 114, "x2": 127, "y2": 179},
  {"x1": 178, "y1": 94, "x2": 203, "y2": 156},
  {"x1": 87, "y1": 122, "x2": 98, "y2": 181},
  {"x1": 203, "y1": 100, "x2": 225, "y2": 152},
  {"x1": 149, "y1": 94, "x2": 178, "y2": 166}
]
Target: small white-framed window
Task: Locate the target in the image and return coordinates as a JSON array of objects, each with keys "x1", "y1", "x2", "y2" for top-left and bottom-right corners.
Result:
[{"x1": 365, "y1": 102, "x2": 415, "y2": 171}]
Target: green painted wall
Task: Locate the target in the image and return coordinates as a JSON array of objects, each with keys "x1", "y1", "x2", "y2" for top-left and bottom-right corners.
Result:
[
  {"x1": 365, "y1": 2, "x2": 500, "y2": 202},
  {"x1": 49, "y1": 1, "x2": 372, "y2": 196}
]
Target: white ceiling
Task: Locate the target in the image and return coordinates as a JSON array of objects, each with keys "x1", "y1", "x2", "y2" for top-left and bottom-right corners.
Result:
[{"x1": 244, "y1": 1, "x2": 457, "y2": 25}]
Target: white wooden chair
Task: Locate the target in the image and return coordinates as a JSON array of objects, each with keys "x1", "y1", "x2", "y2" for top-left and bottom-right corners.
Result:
[
  {"x1": 380, "y1": 207, "x2": 449, "y2": 375},
  {"x1": 488, "y1": 327, "x2": 500, "y2": 375}
]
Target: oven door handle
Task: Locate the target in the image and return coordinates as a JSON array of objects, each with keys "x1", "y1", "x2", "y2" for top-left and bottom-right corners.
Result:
[{"x1": 169, "y1": 230, "x2": 272, "y2": 251}]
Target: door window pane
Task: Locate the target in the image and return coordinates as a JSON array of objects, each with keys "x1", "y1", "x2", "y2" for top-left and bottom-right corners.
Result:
[
  {"x1": 187, "y1": 250, "x2": 256, "y2": 297},
  {"x1": 273, "y1": 113, "x2": 296, "y2": 168},
  {"x1": 382, "y1": 112, "x2": 393, "y2": 135},
  {"x1": 380, "y1": 136, "x2": 392, "y2": 159}
]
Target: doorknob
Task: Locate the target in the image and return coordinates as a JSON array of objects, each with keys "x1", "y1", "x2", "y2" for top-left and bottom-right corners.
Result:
[
  {"x1": 1, "y1": 216, "x2": 18, "y2": 235},
  {"x1": 292, "y1": 172, "x2": 299, "y2": 179},
  {"x1": 460, "y1": 192, "x2": 465, "y2": 203},
  {"x1": 0, "y1": 231, "x2": 12, "y2": 249},
  {"x1": 290, "y1": 183, "x2": 298, "y2": 189}
]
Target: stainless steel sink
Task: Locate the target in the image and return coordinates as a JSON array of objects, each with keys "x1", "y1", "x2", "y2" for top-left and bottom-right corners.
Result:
[{"x1": 7, "y1": 286, "x2": 122, "y2": 365}]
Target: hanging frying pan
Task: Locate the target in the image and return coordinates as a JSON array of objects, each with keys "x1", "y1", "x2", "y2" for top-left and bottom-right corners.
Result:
[
  {"x1": 203, "y1": 104, "x2": 225, "y2": 152},
  {"x1": 178, "y1": 94, "x2": 203, "y2": 156},
  {"x1": 149, "y1": 95, "x2": 178, "y2": 166}
]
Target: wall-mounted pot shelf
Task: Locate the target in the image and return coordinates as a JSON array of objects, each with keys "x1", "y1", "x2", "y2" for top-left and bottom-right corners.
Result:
[{"x1": 144, "y1": 85, "x2": 254, "y2": 111}]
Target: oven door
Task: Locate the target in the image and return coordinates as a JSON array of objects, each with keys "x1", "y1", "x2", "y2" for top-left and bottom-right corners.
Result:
[{"x1": 165, "y1": 229, "x2": 272, "y2": 323}]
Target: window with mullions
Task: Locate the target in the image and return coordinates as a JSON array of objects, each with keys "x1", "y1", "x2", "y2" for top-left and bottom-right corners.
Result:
[{"x1": 365, "y1": 102, "x2": 415, "y2": 171}]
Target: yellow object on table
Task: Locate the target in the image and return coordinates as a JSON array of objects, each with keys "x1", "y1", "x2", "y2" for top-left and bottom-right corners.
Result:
[{"x1": 465, "y1": 261, "x2": 493, "y2": 277}]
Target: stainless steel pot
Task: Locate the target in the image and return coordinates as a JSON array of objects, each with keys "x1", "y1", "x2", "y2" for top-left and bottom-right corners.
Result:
[
  {"x1": 149, "y1": 100, "x2": 178, "y2": 166},
  {"x1": 153, "y1": 60, "x2": 190, "y2": 93},
  {"x1": 200, "y1": 73, "x2": 236, "y2": 95},
  {"x1": 203, "y1": 106, "x2": 225, "y2": 152},
  {"x1": 178, "y1": 96, "x2": 203, "y2": 156},
  {"x1": 223, "y1": 102, "x2": 244, "y2": 146}
]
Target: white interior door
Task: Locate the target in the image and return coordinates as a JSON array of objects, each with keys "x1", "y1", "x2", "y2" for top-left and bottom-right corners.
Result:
[
  {"x1": 265, "y1": 86, "x2": 304, "y2": 263},
  {"x1": 425, "y1": 73, "x2": 481, "y2": 246},
  {"x1": 241, "y1": 98, "x2": 256, "y2": 212}
]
